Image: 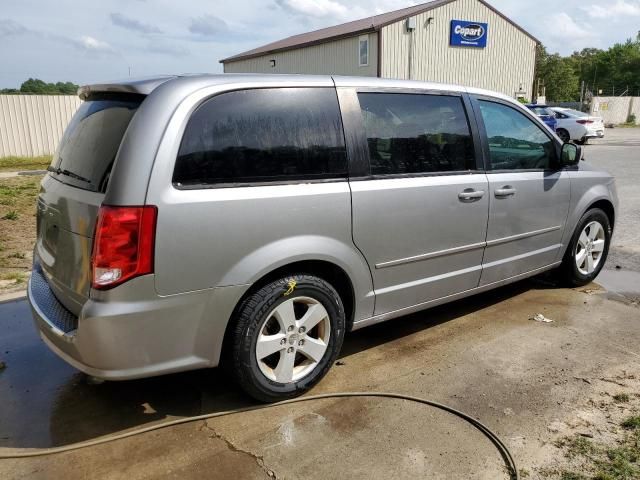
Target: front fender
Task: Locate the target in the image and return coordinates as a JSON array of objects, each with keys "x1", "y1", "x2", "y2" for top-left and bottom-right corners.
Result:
[{"x1": 559, "y1": 171, "x2": 617, "y2": 259}]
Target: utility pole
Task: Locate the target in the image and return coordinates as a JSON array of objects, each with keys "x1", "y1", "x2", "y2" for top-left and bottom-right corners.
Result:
[{"x1": 580, "y1": 80, "x2": 585, "y2": 105}]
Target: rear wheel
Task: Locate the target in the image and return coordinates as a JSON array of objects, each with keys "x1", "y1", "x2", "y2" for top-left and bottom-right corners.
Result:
[
  {"x1": 230, "y1": 274, "x2": 345, "y2": 402},
  {"x1": 559, "y1": 208, "x2": 611, "y2": 287},
  {"x1": 576, "y1": 137, "x2": 589, "y2": 145},
  {"x1": 556, "y1": 128, "x2": 570, "y2": 143}
]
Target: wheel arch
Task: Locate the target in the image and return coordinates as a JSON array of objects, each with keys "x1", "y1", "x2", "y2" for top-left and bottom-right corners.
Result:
[
  {"x1": 219, "y1": 258, "x2": 361, "y2": 369},
  {"x1": 559, "y1": 190, "x2": 616, "y2": 261},
  {"x1": 587, "y1": 199, "x2": 615, "y2": 230}
]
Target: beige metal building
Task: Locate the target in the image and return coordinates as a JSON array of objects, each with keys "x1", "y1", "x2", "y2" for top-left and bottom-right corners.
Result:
[{"x1": 221, "y1": 0, "x2": 538, "y2": 98}]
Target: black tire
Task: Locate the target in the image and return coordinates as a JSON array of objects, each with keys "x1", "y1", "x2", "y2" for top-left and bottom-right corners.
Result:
[
  {"x1": 556, "y1": 128, "x2": 570, "y2": 143},
  {"x1": 230, "y1": 274, "x2": 345, "y2": 402},
  {"x1": 559, "y1": 208, "x2": 611, "y2": 287},
  {"x1": 576, "y1": 137, "x2": 589, "y2": 145}
]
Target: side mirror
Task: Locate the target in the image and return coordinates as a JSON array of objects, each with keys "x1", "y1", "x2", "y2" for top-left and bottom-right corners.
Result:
[{"x1": 560, "y1": 143, "x2": 582, "y2": 166}]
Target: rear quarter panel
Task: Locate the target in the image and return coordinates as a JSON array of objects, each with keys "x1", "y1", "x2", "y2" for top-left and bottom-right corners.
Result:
[{"x1": 144, "y1": 83, "x2": 375, "y2": 323}]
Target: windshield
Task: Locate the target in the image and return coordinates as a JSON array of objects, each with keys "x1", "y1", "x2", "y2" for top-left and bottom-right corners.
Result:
[{"x1": 51, "y1": 94, "x2": 143, "y2": 192}]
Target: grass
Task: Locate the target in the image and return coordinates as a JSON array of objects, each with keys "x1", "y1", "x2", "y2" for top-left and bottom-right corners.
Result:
[
  {"x1": 0, "y1": 175, "x2": 41, "y2": 289},
  {"x1": 0, "y1": 155, "x2": 52, "y2": 172},
  {"x1": 0, "y1": 271, "x2": 27, "y2": 284},
  {"x1": 621, "y1": 416, "x2": 640, "y2": 429},
  {"x1": 552, "y1": 416, "x2": 640, "y2": 480}
]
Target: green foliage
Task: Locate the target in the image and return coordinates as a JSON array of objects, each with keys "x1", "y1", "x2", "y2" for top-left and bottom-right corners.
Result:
[
  {"x1": 626, "y1": 114, "x2": 636, "y2": 125},
  {"x1": 0, "y1": 78, "x2": 78, "y2": 95},
  {"x1": 0, "y1": 155, "x2": 52, "y2": 172},
  {"x1": 537, "y1": 36, "x2": 640, "y2": 102},
  {"x1": 2, "y1": 210, "x2": 19, "y2": 220},
  {"x1": 621, "y1": 416, "x2": 640, "y2": 429},
  {"x1": 537, "y1": 47, "x2": 580, "y2": 102}
]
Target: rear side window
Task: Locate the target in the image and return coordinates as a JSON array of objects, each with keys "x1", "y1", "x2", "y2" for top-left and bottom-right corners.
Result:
[
  {"x1": 52, "y1": 94, "x2": 142, "y2": 193},
  {"x1": 357, "y1": 93, "x2": 476, "y2": 175},
  {"x1": 173, "y1": 88, "x2": 347, "y2": 187}
]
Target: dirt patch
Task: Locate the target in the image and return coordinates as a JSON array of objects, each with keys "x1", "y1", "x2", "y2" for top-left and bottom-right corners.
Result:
[
  {"x1": 533, "y1": 372, "x2": 640, "y2": 479},
  {"x1": 0, "y1": 175, "x2": 42, "y2": 293}
]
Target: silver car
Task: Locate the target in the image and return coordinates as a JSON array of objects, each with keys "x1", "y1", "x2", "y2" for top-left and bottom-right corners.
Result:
[{"x1": 29, "y1": 75, "x2": 618, "y2": 401}]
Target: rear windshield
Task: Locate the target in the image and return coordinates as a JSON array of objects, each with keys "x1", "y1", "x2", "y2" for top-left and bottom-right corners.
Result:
[
  {"x1": 566, "y1": 109, "x2": 589, "y2": 118},
  {"x1": 51, "y1": 94, "x2": 143, "y2": 192}
]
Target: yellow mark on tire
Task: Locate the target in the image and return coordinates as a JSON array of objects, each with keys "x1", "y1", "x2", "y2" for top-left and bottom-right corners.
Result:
[{"x1": 284, "y1": 280, "x2": 297, "y2": 296}]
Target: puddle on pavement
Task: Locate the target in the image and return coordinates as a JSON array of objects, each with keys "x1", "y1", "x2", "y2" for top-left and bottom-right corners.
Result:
[
  {"x1": 0, "y1": 275, "x2": 595, "y2": 450},
  {"x1": 595, "y1": 269, "x2": 640, "y2": 304},
  {"x1": 0, "y1": 298, "x2": 253, "y2": 449}
]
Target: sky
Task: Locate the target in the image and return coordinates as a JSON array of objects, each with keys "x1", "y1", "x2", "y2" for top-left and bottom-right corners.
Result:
[{"x1": 1, "y1": 0, "x2": 639, "y2": 88}]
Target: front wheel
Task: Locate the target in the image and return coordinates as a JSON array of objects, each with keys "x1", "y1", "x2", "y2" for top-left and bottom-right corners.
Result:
[
  {"x1": 230, "y1": 274, "x2": 345, "y2": 402},
  {"x1": 559, "y1": 208, "x2": 611, "y2": 287}
]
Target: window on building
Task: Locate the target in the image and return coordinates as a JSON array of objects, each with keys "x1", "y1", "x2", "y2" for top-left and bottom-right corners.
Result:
[
  {"x1": 478, "y1": 100, "x2": 555, "y2": 170},
  {"x1": 359, "y1": 35, "x2": 369, "y2": 66},
  {"x1": 357, "y1": 93, "x2": 476, "y2": 175},
  {"x1": 173, "y1": 88, "x2": 348, "y2": 187}
]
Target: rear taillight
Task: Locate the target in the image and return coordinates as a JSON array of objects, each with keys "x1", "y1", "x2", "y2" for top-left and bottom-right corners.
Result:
[
  {"x1": 91, "y1": 205, "x2": 157, "y2": 290},
  {"x1": 576, "y1": 119, "x2": 593, "y2": 124}
]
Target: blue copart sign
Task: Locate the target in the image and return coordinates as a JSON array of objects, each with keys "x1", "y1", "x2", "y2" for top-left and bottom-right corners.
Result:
[{"x1": 450, "y1": 20, "x2": 488, "y2": 48}]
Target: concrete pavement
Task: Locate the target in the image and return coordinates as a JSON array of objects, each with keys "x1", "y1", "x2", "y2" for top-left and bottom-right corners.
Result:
[{"x1": 1, "y1": 129, "x2": 639, "y2": 480}]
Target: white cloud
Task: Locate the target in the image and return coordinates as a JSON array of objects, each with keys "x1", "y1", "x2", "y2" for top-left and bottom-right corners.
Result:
[
  {"x1": 0, "y1": 19, "x2": 27, "y2": 36},
  {"x1": 110, "y1": 13, "x2": 162, "y2": 34},
  {"x1": 189, "y1": 14, "x2": 229, "y2": 36},
  {"x1": 80, "y1": 35, "x2": 113, "y2": 51},
  {"x1": 545, "y1": 12, "x2": 592, "y2": 40},
  {"x1": 585, "y1": 0, "x2": 640, "y2": 18},
  {"x1": 275, "y1": 0, "x2": 350, "y2": 19}
]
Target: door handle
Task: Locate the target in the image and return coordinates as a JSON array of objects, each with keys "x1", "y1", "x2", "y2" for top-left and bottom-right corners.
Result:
[
  {"x1": 495, "y1": 186, "x2": 516, "y2": 198},
  {"x1": 458, "y1": 189, "x2": 485, "y2": 201}
]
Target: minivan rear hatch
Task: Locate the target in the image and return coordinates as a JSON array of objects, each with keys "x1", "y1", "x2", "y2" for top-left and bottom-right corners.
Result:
[{"x1": 35, "y1": 93, "x2": 143, "y2": 315}]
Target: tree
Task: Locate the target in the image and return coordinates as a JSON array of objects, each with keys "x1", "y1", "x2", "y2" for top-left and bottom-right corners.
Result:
[
  {"x1": 536, "y1": 36, "x2": 640, "y2": 101},
  {"x1": 537, "y1": 54, "x2": 580, "y2": 102},
  {"x1": 0, "y1": 78, "x2": 79, "y2": 95}
]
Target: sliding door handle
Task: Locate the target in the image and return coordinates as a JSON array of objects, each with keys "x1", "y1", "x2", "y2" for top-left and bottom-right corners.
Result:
[
  {"x1": 495, "y1": 186, "x2": 516, "y2": 198},
  {"x1": 458, "y1": 189, "x2": 485, "y2": 201}
]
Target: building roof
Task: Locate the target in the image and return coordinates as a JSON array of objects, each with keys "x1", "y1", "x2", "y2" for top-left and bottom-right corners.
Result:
[{"x1": 220, "y1": 0, "x2": 539, "y2": 64}]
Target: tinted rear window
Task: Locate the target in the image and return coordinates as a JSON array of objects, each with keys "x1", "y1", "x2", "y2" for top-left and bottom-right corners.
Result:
[
  {"x1": 357, "y1": 93, "x2": 476, "y2": 175},
  {"x1": 173, "y1": 88, "x2": 347, "y2": 187},
  {"x1": 51, "y1": 94, "x2": 142, "y2": 192}
]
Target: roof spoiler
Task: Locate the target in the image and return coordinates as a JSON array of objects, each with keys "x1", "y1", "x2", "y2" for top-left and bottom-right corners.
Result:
[{"x1": 77, "y1": 76, "x2": 177, "y2": 100}]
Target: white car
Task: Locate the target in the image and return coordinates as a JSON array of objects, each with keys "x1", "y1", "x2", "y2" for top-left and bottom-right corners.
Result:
[{"x1": 550, "y1": 107, "x2": 605, "y2": 144}]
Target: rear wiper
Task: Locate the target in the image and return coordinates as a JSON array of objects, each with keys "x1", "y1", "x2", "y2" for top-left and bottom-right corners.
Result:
[{"x1": 47, "y1": 166, "x2": 91, "y2": 184}]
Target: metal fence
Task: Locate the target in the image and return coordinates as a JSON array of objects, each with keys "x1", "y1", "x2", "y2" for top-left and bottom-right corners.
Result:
[
  {"x1": 590, "y1": 96, "x2": 640, "y2": 125},
  {"x1": 0, "y1": 95, "x2": 82, "y2": 158}
]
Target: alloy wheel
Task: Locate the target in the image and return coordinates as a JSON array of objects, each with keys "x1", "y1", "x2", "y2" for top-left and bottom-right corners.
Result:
[
  {"x1": 575, "y1": 221, "x2": 606, "y2": 275},
  {"x1": 255, "y1": 296, "x2": 331, "y2": 383}
]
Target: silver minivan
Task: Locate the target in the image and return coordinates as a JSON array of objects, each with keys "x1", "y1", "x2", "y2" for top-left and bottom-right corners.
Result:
[{"x1": 29, "y1": 75, "x2": 617, "y2": 401}]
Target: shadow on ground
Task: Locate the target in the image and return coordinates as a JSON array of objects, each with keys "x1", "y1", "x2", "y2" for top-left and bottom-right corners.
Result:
[{"x1": 0, "y1": 277, "x2": 555, "y2": 449}]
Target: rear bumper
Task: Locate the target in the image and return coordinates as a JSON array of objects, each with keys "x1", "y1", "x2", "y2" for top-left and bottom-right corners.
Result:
[
  {"x1": 28, "y1": 261, "x2": 248, "y2": 380},
  {"x1": 585, "y1": 128, "x2": 605, "y2": 138}
]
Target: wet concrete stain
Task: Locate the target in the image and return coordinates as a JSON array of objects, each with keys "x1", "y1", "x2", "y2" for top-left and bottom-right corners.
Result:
[
  {"x1": 2, "y1": 273, "x2": 640, "y2": 479},
  {"x1": 596, "y1": 268, "x2": 640, "y2": 305}
]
